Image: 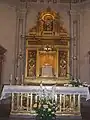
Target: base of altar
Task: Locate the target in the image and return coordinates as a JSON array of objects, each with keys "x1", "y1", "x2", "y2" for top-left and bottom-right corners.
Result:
[
  {"x1": 24, "y1": 77, "x2": 69, "y2": 85},
  {"x1": 10, "y1": 114, "x2": 82, "y2": 119}
]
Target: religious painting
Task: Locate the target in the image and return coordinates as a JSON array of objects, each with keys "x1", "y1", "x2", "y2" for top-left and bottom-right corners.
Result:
[
  {"x1": 27, "y1": 50, "x2": 36, "y2": 77},
  {"x1": 43, "y1": 15, "x2": 53, "y2": 31},
  {"x1": 58, "y1": 51, "x2": 68, "y2": 77}
]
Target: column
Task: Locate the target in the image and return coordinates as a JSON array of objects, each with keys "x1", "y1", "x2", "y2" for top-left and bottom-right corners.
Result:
[
  {"x1": 68, "y1": 7, "x2": 73, "y2": 79},
  {"x1": 14, "y1": 1, "x2": 28, "y2": 84},
  {"x1": 72, "y1": 13, "x2": 80, "y2": 80},
  {"x1": 68, "y1": 8, "x2": 80, "y2": 80},
  {"x1": 20, "y1": 1, "x2": 28, "y2": 84},
  {"x1": 36, "y1": 48, "x2": 39, "y2": 77},
  {"x1": 88, "y1": 51, "x2": 90, "y2": 83},
  {"x1": 56, "y1": 48, "x2": 58, "y2": 77},
  {"x1": 14, "y1": 7, "x2": 21, "y2": 84}
]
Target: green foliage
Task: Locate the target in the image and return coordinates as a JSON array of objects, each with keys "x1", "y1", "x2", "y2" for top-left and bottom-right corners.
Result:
[
  {"x1": 35, "y1": 98, "x2": 56, "y2": 120},
  {"x1": 69, "y1": 79, "x2": 82, "y2": 87}
]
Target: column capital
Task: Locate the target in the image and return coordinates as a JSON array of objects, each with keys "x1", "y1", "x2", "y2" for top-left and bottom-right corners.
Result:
[
  {"x1": 69, "y1": 10, "x2": 77, "y2": 15},
  {"x1": 67, "y1": 10, "x2": 77, "y2": 16},
  {"x1": 15, "y1": 1, "x2": 28, "y2": 19}
]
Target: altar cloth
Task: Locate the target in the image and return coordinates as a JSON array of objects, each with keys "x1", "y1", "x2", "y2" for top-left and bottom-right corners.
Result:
[{"x1": 0, "y1": 85, "x2": 90, "y2": 100}]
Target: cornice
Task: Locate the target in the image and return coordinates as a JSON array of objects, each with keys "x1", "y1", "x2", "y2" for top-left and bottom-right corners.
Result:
[
  {"x1": 1, "y1": 0, "x2": 90, "y2": 16},
  {"x1": 72, "y1": 1, "x2": 90, "y2": 11},
  {"x1": 0, "y1": 0, "x2": 89, "y2": 6}
]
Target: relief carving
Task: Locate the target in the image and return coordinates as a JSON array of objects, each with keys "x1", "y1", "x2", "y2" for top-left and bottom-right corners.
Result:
[
  {"x1": 27, "y1": 50, "x2": 36, "y2": 77},
  {"x1": 28, "y1": 7, "x2": 69, "y2": 39},
  {"x1": 59, "y1": 51, "x2": 67, "y2": 77}
]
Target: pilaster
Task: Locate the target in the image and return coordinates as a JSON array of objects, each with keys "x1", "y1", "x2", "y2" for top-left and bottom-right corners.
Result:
[
  {"x1": 56, "y1": 48, "x2": 58, "y2": 78},
  {"x1": 14, "y1": 0, "x2": 28, "y2": 85}
]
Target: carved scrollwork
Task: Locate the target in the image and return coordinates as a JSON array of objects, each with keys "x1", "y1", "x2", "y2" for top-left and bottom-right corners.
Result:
[
  {"x1": 27, "y1": 50, "x2": 36, "y2": 77},
  {"x1": 28, "y1": 7, "x2": 69, "y2": 38},
  {"x1": 58, "y1": 51, "x2": 68, "y2": 77}
]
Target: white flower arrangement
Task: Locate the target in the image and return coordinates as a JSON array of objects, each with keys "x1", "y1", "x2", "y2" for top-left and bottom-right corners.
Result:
[
  {"x1": 35, "y1": 98, "x2": 57, "y2": 120},
  {"x1": 64, "y1": 78, "x2": 89, "y2": 87},
  {"x1": 35, "y1": 83, "x2": 57, "y2": 120},
  {"x1": 69, "y1": 79, "x2": 82, "y2": 87}
]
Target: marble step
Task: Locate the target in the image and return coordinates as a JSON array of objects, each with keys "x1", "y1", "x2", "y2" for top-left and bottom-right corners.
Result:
[{"x1": 9, "y1": 115, "x2": 82, "y2": 120}]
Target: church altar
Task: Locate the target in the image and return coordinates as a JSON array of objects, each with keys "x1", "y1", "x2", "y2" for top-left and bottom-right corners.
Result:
[
  {"x1": 0, "y1": 85, "x2": 89, "y2": 100},
  {"x1": 1, "y1": 85, "x2": 90, "y2": 115}
]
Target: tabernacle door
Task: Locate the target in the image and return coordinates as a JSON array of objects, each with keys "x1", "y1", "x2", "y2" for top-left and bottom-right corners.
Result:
[
  {"x1": 42, "y1": 64, "x2": 53, "y2": 77},
  {"x1": 39, "y1": 52, "x2": 56, "y2": 77}
]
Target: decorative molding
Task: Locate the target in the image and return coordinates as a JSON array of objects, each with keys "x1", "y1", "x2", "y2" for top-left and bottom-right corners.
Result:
[
  {"x1": 28, "y1": 7, "x2": 69, "y2": 40},
  {"x1": 19, "y1": 0, "x2": 89, "y2": 4}
]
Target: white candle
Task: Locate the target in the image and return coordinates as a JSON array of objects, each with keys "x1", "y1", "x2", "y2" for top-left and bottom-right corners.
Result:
[
  {"x1": 22, "y1": 74, "x2": 24, "y2": 85},
  {"x1": 16, "y1": 77, "x2": 18, "y2": 80},
  {"x1": 10, "y1": 74, "x2": 12, "y2": 80},
  {"x1": 16, "y1": 77, "x2": 18, "y2": 84},
  {"x1": 10, "y1": 74, "x2": 12, "y2": 85}
]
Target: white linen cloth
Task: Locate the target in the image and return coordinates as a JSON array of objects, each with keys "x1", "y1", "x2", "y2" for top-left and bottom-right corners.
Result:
[{"x1": 0, "y1": 85, "x2": 90, "y2": 100}]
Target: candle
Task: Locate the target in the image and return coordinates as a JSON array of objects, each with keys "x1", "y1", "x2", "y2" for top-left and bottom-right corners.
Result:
[
  {"x1": 10, "y1": 74, "x2": 12, "y2": 80},
  {"x1": 22, "y1": 74, "x2": 24, "y2": 85},
  {"x1": 15, "y1": 77, "x2": 18, "y2": 84},
  {"x1": 10, "y1": 74, "x2": 12, "y2": 85}
]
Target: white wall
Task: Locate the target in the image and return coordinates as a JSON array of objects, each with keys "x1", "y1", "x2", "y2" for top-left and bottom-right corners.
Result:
[
  {"x1": 79, "y1": 7, "x2": 90, "y2": 83},
  {"x1": 0, "y1": 2, "x2": 16, "y2": 84}
]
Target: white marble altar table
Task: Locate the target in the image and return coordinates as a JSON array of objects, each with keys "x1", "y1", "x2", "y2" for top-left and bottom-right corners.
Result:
[{"x1": 0, "y1": 85, "x2": 90, "y2": 100}]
